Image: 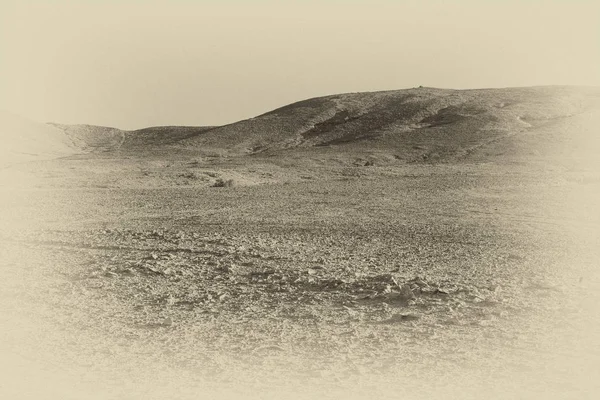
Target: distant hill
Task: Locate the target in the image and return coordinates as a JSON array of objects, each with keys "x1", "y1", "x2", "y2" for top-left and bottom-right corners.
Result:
[
  {"x1": 7, "y1": 86, "x2": 600, "y2": 167},
  {"x1": 125, "y1": 126, "x2": 217, "y2": 149},
  {"x1": 48, "y1": 123, "x2": 125, "y2": 153},
  {"x1": 0, "y1": 110, "x2": 77, "y2": 167},
  {"x1": 48, "y1": 124, "x2": 216, "y2": 152},
  {"x1": 178, "y1": 86, "x2": 600, "y2": 162}
]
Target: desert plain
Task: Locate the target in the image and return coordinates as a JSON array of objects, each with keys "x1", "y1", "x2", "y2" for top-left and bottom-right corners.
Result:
[{"x1": 1, "y1": 86, "x2": 600, "y2": 399}]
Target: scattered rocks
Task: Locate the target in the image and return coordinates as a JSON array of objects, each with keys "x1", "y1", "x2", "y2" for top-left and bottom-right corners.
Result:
[
  {"x1": 42, "y1": 227, "x2": 509, "y2": 338},
  {"x1": 378, "y1": 313, "x2": 420, "y2": 324}
]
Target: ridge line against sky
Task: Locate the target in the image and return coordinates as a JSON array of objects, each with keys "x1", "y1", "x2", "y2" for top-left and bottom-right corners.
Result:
[{"x1": 1, "y1": 0, "x2": 599, "y2": 130}]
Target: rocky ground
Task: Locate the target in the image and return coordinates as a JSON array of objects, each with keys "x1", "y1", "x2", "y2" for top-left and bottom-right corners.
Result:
[
  {"x1": 1, "y1": 157, "x2": 599, "y2": 399},
  {"x1": 1, "y1": 87, "x2": 599, "y2": 399}
]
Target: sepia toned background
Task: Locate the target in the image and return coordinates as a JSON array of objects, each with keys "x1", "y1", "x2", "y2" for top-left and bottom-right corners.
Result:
[{"x1": 1, "y1": 1, "x2": 600, "y2": 400}]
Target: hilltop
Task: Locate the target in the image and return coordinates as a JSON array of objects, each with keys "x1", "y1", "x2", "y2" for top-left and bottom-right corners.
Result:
[
  {"x1": 48, "y1": 86, "x2": 600, "y2": 165},
  {"x1": 179, "y1": 86, "x2": 600, "y2": 163},
  {"x1": 3, "y1": 85, "x2": 599, "y2": 177}
]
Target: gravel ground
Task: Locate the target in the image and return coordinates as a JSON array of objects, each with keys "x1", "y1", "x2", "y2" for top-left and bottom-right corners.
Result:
[{"x1": 1, "y1": 154, "x2": 599, "y2": 399}]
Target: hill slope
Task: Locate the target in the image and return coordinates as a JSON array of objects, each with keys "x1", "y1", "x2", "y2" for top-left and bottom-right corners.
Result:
[
  {"x1": 0, "y1": 110, "x2": 77, "y2": 167},
  {"x1": 48, "y1": 124, "x2": 216, "y2": 153},
  {"x1": 27, "y1": 86, "x2": 600, "y2": 166},
  {"x1": 179, "y1": 86, "x2": 600, "y2": 162}
]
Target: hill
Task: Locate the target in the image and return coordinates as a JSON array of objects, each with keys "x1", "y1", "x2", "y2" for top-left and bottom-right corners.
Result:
[
  {"x1": 0, "y1": 110, "x2": 77, "y2": 167},
  {"x1": 9, "y1": 86, "x2": 600, "y2": 167},
  {"x1": 178, "y1": 86, "x2": 600, "y2": 163},
  {"x1": 48, "y1": 124, "x2": 216, "y2": 152}
]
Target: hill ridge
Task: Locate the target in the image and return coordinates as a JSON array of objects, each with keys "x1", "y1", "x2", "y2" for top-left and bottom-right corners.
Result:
[{"x1": 24, "y1": 85, "x2": 600, "y2": 164}]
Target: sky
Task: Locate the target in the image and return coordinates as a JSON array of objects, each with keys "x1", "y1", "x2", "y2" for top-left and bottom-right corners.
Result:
[{"x1": 1, "y1": 0, "x2": 599, "y2": 129}]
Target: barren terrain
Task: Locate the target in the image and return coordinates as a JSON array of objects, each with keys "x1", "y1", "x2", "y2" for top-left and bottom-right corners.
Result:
[{"x1": 1, "y1": 86, "x2": 600, "y2": 399}]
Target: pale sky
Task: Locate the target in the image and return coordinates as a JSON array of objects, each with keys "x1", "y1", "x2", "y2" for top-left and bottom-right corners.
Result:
[{"x1": 1, "y1": 0, "x2": 599, "y2": 130}]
